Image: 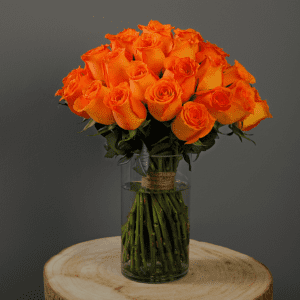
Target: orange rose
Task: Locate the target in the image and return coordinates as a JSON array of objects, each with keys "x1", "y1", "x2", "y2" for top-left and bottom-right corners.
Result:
[
  {"x1": 105, "y1": 28, "x2": 140, "y2": 57},
  {"x1": 194, "y1": 86, "x2": 234, "y2": 123},
  {"x1": 201, "y1": 80, "x2": 255, "y2": 125},
  {"x1": 138, "y1": 20, "x2": 174, "y2": 56},
  {"x1": 194, "y1": 86, "x2": 246, "y2": 125},
  {"x1": 171, "y1": 101, "x2": 216, "y2": 144},
  {"x1": 103, "y1": 81, "x2": 147, "y2": 130},
  {"x1": 223, "y1": 60, "x2": 256, "y2": 87},
  {"x1": 132, "y1": 33, "x2": 165, "y2": 75},
  {"x1": 196, "y1": 56, "x2": 224, "y2": 91},
  {"x1": 73, "y1": 80, "x2": 115, "y2": 125},
  {"x1": 168, "y1": 28, "x2": 204, "y2": 60},
  {"x1": 55, "y1": 66, "x2": 92, "y2": 119},
  {"x1": 102, "y1": 48, "x2": 132, "y2": 88},
  {"x1": 81, "y1": 44, "x2": 111, "y2": 82},
  {"x1": 196, "y1": 40, "x2": 229, "y2": 67},
  {"x1": 237, "y1": 87, "x2": 273, "y2": 131},
  {"x1": 144, "y1": 78, "x2": 183, "y2": 122},
  {"x1": 162, "y1": 56, "x2": 199, "y2": 103},
  {"x1": 55, "y1": 66, "x2": 86, "y2": 99},
  {"x1": 126, "y1": 60, "x2": 159, "y2": 104}
]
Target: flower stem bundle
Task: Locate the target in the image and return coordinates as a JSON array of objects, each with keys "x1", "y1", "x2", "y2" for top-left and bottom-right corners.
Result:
[{"x1": 121, "y1": 155, "x2": 190, "y2": 278}]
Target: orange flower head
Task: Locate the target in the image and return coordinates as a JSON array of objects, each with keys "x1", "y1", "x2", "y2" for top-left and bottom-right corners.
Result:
[
  {"x1": 230, "y1": 80, "x2": 256, "y2": 115},
  {"x1": 236, "y1": 86, "x2": 273, "y2": 131},
  {"x1": 210, "y1": 87, "x2": 232, "y2": 111},
  {"x1": 126, "y1": 60, "x2": 159, "y2": 104},
  {"x1": 102, "y1": 48, "x2": 132, "y2": 88},
  {"x1": 223, "y1": 60, "x2": 256, "y2": 87},
  {"x1": 171, "y1": 101, "x2": 216, "y2": 144},
  {"x1": 55, "y1": 66, "x2": 92, "y2": 119},
  {"x1": 173, "y1": 28, "x2": 204, "y2": 44},
  {"x1": 194, "y1": 86, "x2": 234, "y2": 124},
  {"x1": 138, "y1": 20, "x2": 175, "y2": 37},
  {"x1": 163, "y1": 56, "x2": 199, "y2": 103},
  {"x1": 168, "y1": 28, "x2": 203, "y2": 60},
  {"x1": 133, "y1": 32, "x2": 162, "y2": 49},
  {"x1": 138, "y1": 20, "x2": 175, "y2": 55},
  {"x1": 132, "y1": 33, "x2": 165, "y2": 75},
  {"x1": 105, "y1": 28, "x2": 139, "y2": 56},
  {"x1": 196, "y1": 56, "x2": 224, "y2": 91},
  {"x1": 73, "y1": 80, "x2": 115, "y2": 125},
  {"x1": 81, "y1": 44, "x2": 111, "y2": 82},
  {"x1": 196, "y1": 40, "x2": 230, "y2": 67},
  {"x1": 144, "y1": 78, "x2": 183, "y2": 122},
  {"x1": 103, "y1": 81, "x2": 147, "y2": 130},
  {"x1": 55, "y1": 66, "x2": 86, "y2": 99}
]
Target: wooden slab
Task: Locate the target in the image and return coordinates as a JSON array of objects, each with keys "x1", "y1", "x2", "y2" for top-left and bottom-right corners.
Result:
[{"x1": 44, "y1": 236, "x2": 273, "y2": 300}]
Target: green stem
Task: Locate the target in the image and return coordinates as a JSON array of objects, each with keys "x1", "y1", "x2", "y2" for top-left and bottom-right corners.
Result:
[
  {"x1": 164, "y1": 192, "x2": 186, "y2": 263},
  {"x1": 152, "y1": 193, "x2": 177, "y2": 273},
  {"x1": 152, "y1": 198, "x2": 169, "y2": 274},
  {"x1": 122, "y1": 222, "x2": 128, "y2": 245},
  {"x1": 122, "y1": 230, "x2": 128, "y2": 262},
  {"x1": 144, "y1": 193, "x2": 156, "y2": 274},
  {"x1": 158, "y1": 157, "x2": 162, "y2": 172},
  {"x1": 173, "y1": 192, "x2": 189, "y2": 250},
  {"x1": 156, "y1": 193, "x2": 182, "y2": 271},
  {"x1": 134, "y1": 192, "x2": 141, "y2": 273},
  {"x1": 122, "y1": 154, "x2": 190, "y2": 278},
  {"x1": 130, "y1": 194, "x2": 138, "y2": 272},
  {"x1": 139, "y1": 193, "x2": 148, "y2": 271}
]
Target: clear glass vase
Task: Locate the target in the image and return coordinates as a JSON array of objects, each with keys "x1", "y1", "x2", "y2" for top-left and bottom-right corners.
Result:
[{"x1": 120, "y1": 151, "x2": 192, "y2": 283}]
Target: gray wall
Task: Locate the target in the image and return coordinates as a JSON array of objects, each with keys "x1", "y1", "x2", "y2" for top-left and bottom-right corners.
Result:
[{"x1": 1, "y1": 0, "x2": 299, "y2": 298}]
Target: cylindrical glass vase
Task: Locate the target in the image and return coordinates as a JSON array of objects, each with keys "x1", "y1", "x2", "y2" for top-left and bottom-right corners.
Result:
[{"x1": 120, "y1": 152, "x2": 192, "y2": 283}]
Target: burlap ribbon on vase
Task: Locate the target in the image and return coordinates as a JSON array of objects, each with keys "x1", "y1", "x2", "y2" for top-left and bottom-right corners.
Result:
[{"x1": 141, "y1": 172, "x2": 176, "y2": 190}]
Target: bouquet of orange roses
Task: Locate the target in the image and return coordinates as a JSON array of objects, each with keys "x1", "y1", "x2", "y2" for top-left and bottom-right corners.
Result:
[{"x1": 55, "y1": 20, "x2": 272, "y2": 281}]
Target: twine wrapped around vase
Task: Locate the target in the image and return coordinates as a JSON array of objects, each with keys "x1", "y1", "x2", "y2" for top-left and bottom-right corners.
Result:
[{"x1": 141, "y1": 172, "x2": 176, "y2": 190}]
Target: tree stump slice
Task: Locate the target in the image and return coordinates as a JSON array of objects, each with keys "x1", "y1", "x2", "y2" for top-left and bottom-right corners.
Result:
[{"x1": 44, "y1": 236, "x2": 273, "y2": 300}]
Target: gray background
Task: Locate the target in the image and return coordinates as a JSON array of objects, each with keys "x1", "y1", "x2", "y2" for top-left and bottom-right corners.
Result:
[{"x1": 1, "y1": 0, "x2": 299, "y2": 299}]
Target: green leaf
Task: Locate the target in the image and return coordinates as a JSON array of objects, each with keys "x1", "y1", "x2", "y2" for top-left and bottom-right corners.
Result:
[
  {"x1": 133, "y1": 147, "x2": 150, "y2": 176},
  {"x1": 189, "y1": 94, "x2": 198, "y2": 102},
  {"x1": 108, "y1": 123, "x2": 117, "y2": 131},
  {"x1": 213, "y1": 121, "x2": 225, "y2": 131},
  {"x1": 117, "y1": 152, "x2": 135, "y2": 166},
  {"x1": 138, "y1": 126, "x2": 147, "y2": 136},
  {"x1": 104, "y1": 143, "x2": 109, "y2": 151},
  {"x1": 193, "y1": 151, "x2": 202, "y2": 162},
  {"x1": 149, "y1": 142, "x2": 171, "y2": 155},
  {"x1": 214, "y1": 121, "x2": 232, "y2": 135},
  {"x1": 140, "y1": 119, "x2": 151, "y2": 128},
  {"x1": 193, "y1": 140, "x2": 205, "y2": 147},
  {"x1": 80, "y1": 118, "x2": 90, "y2": 123},
  {"x1": 104, "y1": 148, "x2": 116, "y2": 158},
  {"x1": 118, "y1": 140, "x2": 134, "y2": 152},
  {"x1": 118, "y1": 129, "x2": 137, "y2": 147},
  {"x1": 58, "y1": 102, "x2": 68, "y2": 106},
  {"x1": 78, "y1": 119, "x2": 95, "y2": 133},
  {"x1": 158, "y1": 69, "x2": 164, "y2": 78},
  {"x1": 105, "y1": 131, "x2": 124, "y2": 156},
  {"x1": 87, "y1": 124, "x2": 112, "y2": 137},
  {"x1": 151, "y1": 136, "x2": 169, "y2": 147},
  {"x1": 88, "y1": 131, "x2": 104, "y2": 137},
  {"x1": 182, "y1": 151, "x2": 192, "y2": 171},
  {"x1": 194, "y1": 78, "x2": 199, "y2": 92},
  {"x1": 229, "y1": 123, "x2": 256, "y2": 145}
]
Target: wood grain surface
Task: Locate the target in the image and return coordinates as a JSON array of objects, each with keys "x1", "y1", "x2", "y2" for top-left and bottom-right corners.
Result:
[{"x1": 44, "y1": 236, "x2": 273, "y2": 300}]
